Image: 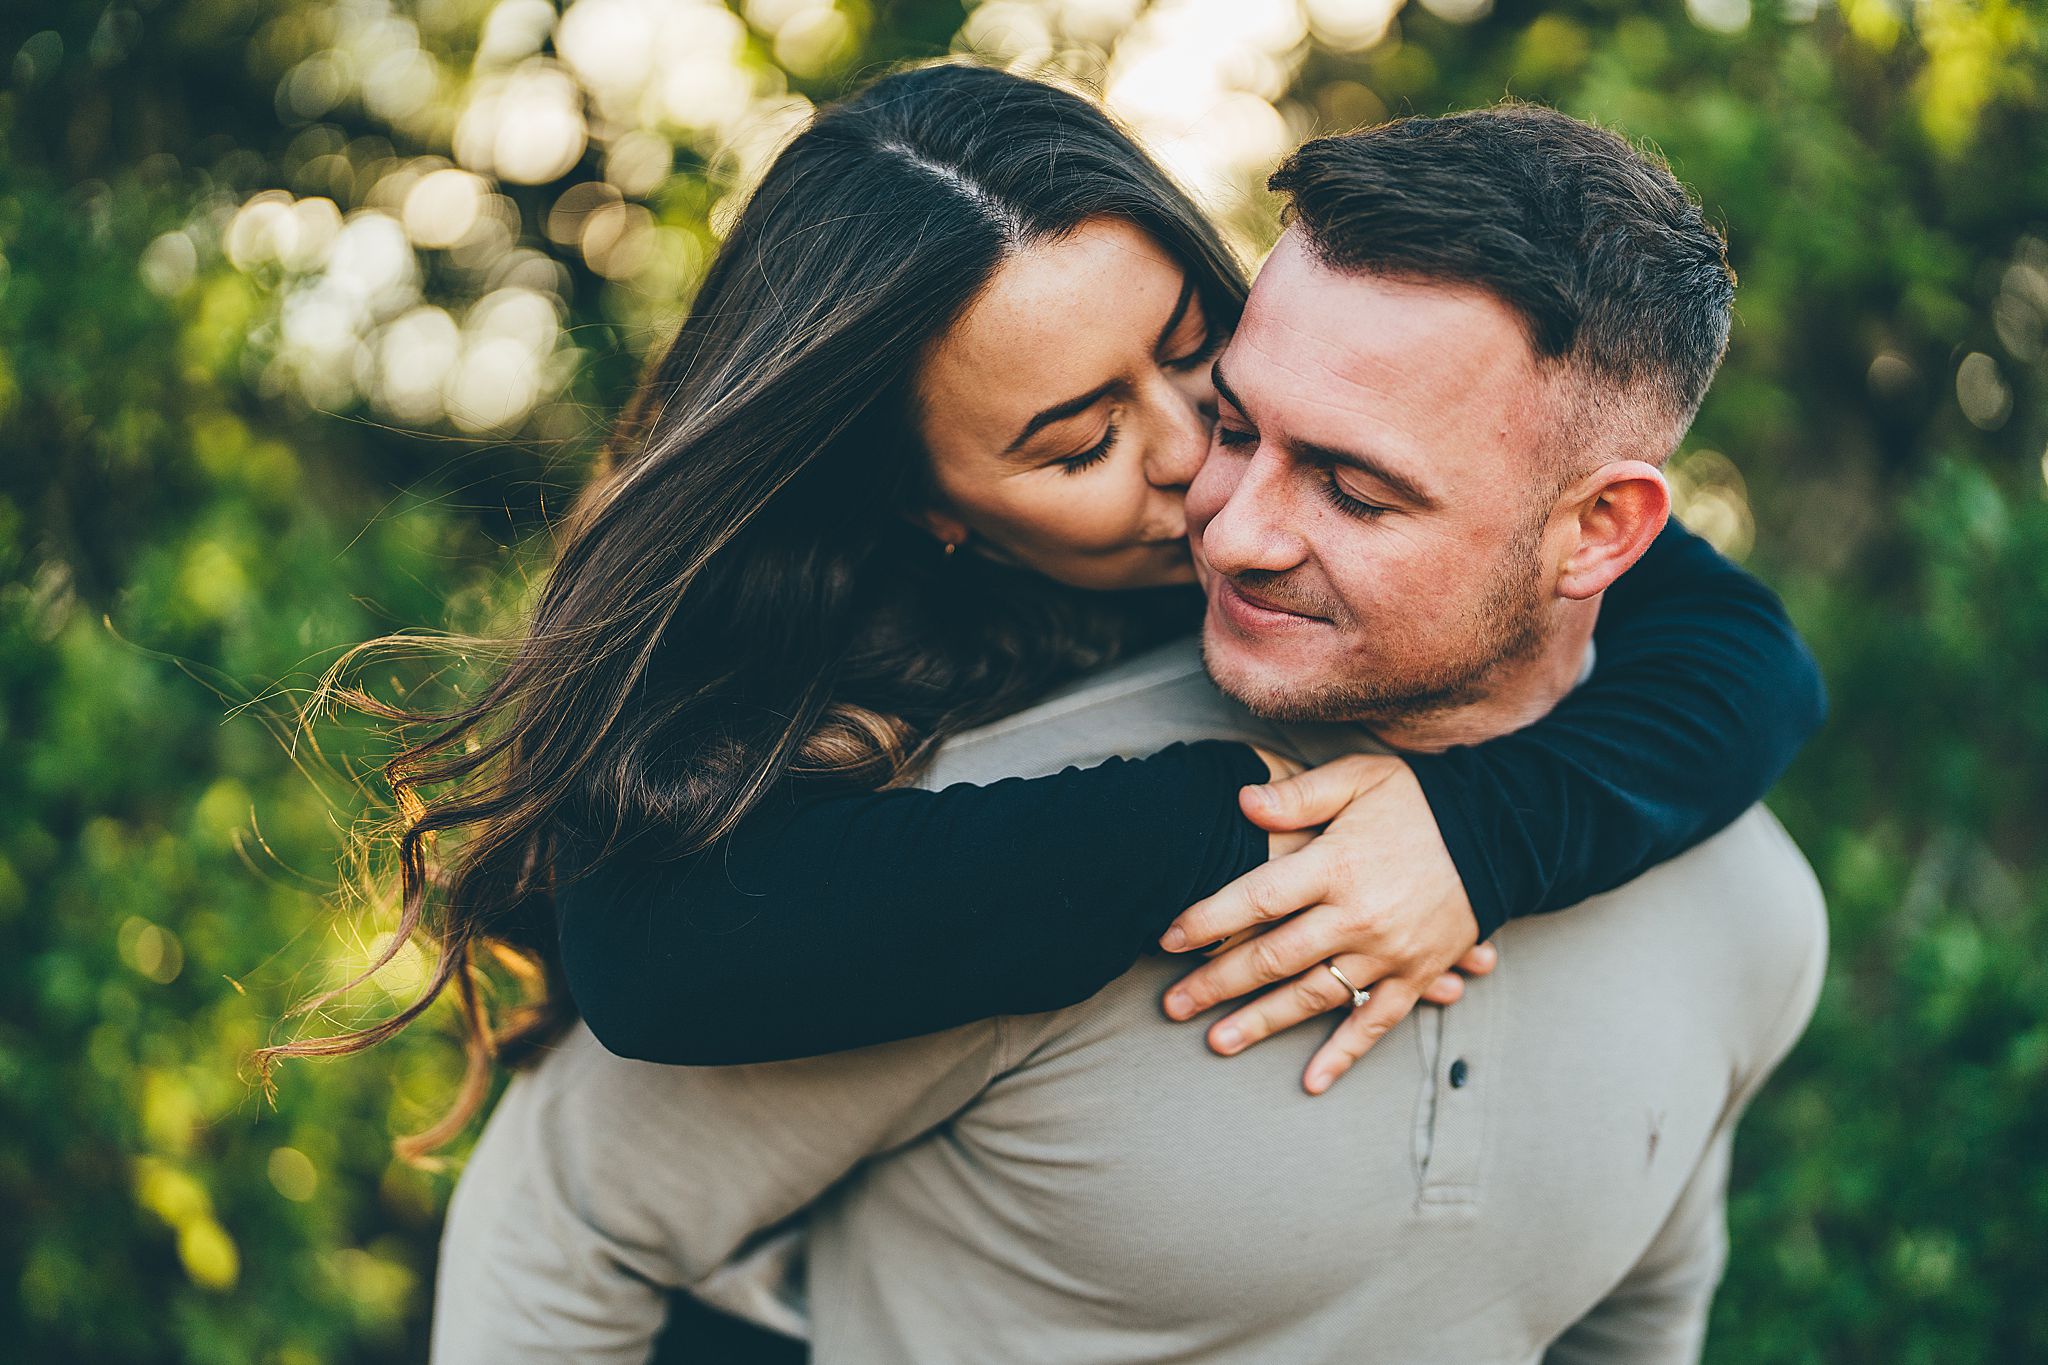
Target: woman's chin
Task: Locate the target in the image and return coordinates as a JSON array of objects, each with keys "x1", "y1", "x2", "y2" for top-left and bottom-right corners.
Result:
[
  {"x1": 1122, "y1": 542, "x2": 1199, "y2": 590},
  {"x1": 1024, "y1": 542, "x2": 1198, "y2": 593},
  {"x1": 1102, "y1": 555, "x2": 1198, "y2": 592}
]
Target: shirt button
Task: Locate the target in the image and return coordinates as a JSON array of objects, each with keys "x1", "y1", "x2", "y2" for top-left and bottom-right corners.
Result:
[{"x1": 1448, "y1": 1058, "x2": 1470, "y2": 1089}]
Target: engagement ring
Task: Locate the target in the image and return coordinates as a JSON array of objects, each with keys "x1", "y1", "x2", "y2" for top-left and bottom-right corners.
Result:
[{"x1": 1324, "y1": 961, "x2": 1372, "y2": 1009}]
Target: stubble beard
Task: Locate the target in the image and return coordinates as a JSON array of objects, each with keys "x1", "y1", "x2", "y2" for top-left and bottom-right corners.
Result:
[{"x1": 1206, "y1": 516, "x2": 1553, "y2": 728}]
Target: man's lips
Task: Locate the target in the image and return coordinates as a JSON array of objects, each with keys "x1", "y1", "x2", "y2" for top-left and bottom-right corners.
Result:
[{"x1": 1214, "y1": 577, "x2": 1328, "y2": 629}]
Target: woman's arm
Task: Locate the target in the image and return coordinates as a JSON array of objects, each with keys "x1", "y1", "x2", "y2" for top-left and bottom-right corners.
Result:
[{"x1": 559, "y1": 740, "x2": 1273, "y2": 1064}]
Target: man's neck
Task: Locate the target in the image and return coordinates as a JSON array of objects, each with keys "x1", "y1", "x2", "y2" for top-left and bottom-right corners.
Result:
[{"x1": 1370, "y1": 601, "x2": 1601, "y2": 754}]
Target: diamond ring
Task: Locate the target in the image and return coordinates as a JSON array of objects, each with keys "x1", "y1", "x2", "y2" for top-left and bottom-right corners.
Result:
[{"x1": 1324, "y1": 960, "x2": 1372, "y2": 1009}]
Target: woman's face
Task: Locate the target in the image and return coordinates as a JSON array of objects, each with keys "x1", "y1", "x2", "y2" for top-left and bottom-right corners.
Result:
[{"x1": 913, "y1": 217, "x2": 1226, "y2": 591}]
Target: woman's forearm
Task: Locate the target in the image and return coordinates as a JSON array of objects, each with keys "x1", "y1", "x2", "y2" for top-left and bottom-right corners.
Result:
[{"x1": 558, "y1": 738, "x2": 1268, "y2": 1065}]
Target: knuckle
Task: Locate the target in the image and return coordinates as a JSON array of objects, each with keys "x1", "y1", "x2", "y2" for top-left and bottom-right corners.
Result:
[
  {"x1": 1249, "y1": 937, "x2": 1290, "y2": 983},
  {"x1": 1242, "y1": 878, "x2": 1281, "y2": 922},
  {"x1": 1291, "y1": 974, "x2": 1336, "y2": 1015},
  {"x1": 1324, "y1": 847, "x2": 1367, "y2": 887},
  {"x1": 1337, "y1": 905, "x2": 1383, "y2": 941}
]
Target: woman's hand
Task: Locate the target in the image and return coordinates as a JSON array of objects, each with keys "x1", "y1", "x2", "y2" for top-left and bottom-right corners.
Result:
[{"x1": 1159, "y1": 752, "x2": 1495, "y2": 1094}]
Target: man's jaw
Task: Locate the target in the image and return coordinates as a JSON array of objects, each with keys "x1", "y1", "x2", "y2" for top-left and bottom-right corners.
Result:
[
  {"x1": 1199, "y1": 623, "x2": 1351, "y2": 727},
  {"x1": 1199, "y1": 576, "x2": 1348, "y2": 724}
]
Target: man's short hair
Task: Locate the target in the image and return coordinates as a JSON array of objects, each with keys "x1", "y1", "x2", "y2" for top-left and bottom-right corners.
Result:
[{"x1": 1268, "y1": 103, "x2": 1734, "y2": 467}]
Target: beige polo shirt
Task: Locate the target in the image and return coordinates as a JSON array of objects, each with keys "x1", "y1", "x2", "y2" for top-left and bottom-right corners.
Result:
[{"x1": 432, "y1": 638, "x2": 1827, "y2": 1364}]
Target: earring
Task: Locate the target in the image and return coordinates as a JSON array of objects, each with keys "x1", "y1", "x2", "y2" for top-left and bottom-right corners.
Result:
[{"x1": 942, "y1": 539, "x2": 959, "y2": 557}]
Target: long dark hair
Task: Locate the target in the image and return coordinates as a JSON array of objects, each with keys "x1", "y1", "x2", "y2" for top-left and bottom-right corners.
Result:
[{"x1": 262, "y1": 61, "x2": 1248, "y2": 1157}]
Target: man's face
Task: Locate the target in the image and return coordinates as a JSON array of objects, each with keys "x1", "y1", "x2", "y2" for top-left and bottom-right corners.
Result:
[{"x1": 1189, "y1": 227, "x2": 1571, "y2": 727}]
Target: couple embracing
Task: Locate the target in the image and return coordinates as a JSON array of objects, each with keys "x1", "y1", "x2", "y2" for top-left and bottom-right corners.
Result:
[{"x1": 392, "y1": 60, "x2": 1826, "y2": 1364}]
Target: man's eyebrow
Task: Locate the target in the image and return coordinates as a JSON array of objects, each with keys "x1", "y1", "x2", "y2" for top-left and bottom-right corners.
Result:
[
  {"x1": 1004, "y1": 379, "x2": 1119, "y2": 454},
  {"x1": 1211, "y1": 360, "x2": 1247, "y2": 417},
  {"x1": 1213, "y1": 360, "x2": 1436, "y2": 510}
]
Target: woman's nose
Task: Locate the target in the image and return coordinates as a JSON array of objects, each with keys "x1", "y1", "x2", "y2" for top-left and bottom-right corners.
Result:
[{"x1": 1145, "y1": 378, "x2": 1213, "y2": 491}]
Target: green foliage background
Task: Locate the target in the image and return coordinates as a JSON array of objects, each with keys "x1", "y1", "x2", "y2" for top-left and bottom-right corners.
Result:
[{"x1": 3, "y1": 1, "x2": 2043, "y2": 1360}]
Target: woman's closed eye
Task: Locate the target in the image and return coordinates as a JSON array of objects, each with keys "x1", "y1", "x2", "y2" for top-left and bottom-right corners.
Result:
[
  {"x1": 1057, "y1": 421, "x2": 1120, "y2": 475},
  {"x1": 1163, "y1": 328, "x2": 1225, "y2": 373}
]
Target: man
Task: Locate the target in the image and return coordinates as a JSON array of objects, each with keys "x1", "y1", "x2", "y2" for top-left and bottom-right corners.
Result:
[{"x1": 432, "y1": 106, "x2": 1826, "y2": 1364}]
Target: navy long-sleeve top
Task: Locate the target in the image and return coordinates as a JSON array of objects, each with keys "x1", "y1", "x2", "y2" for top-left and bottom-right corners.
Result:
[{"x1": 558, "y1": 521, "x2": 1825, "y2": 1065}]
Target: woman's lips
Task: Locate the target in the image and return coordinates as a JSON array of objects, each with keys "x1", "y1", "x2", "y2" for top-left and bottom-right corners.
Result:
[{"x1": 1214, "y1": 577, "x2": 1326, "y2": 631}]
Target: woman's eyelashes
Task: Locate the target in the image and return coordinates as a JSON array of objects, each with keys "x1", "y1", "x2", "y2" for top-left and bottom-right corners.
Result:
[
  {"x1": 1043, "y1": 321, "x2": 1219, "y2": 477},
  {"x1": 1045, "y1": 323, "x2": 1219, "y2": 477},
  {"x1": 1057, "y1": 421, "x2": 1120, "y2": 475},
  {"x1": 1163, "y1": 328, "x2": 1224, "y2": 373}
]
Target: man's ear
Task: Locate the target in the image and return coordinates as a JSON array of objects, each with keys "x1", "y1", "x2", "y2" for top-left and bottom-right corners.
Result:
[{"x1": 1556, "y1": 460, "x2": 1670, "y2": 601}]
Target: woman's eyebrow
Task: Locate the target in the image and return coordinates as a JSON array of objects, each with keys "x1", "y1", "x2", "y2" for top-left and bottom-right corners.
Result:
[
  {"x1": 1152, "y1": 274, "x2": 1198, "y2": 352},
  {"x1": 1005, "y1": 379, "x2": 1118, "y2": 453},
  {"x1": 1003, "y1": 275, "x2": 1196, "y2": 456}
]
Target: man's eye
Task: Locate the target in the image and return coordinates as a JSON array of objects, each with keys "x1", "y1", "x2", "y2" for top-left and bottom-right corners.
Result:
[
  {"x1": 1214, "y1": 426, "x2": 1256, "y2": 449},
  {"x1": 1319, "y1": 475, "x2": 1391, "y2": 521}
]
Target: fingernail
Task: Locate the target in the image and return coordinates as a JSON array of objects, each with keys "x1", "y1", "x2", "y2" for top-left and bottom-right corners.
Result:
[
  {"x1": 1214, "y1": 1024, "x2": 1242, "y2": 1052},
  {"x1": 1306, "y1": 1072, "x2": 1329, "y2": 1094},
  {"x1": 1164, "y1": 991, "x2": 1191, "y2": 1019},
  {"x1": 1160, "y1": 926, "x2": 1188, "y2": 952}
]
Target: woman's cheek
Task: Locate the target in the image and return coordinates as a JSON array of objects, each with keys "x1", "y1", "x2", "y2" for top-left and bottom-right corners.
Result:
[
  {"x1": 1077, "y1": 473, "x2": 1156, "y2": 551},
  {"x1": 1004, "y1": 478, "x2": 1132, "y2": 554}
]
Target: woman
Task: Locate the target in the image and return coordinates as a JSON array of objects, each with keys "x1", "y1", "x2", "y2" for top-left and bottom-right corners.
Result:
[{"x1": 270, "y1": 63, "x2": 1822, "y2": 1160}]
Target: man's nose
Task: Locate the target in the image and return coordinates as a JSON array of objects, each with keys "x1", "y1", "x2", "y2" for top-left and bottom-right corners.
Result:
[{"x1": 1194, "y1": 451, "x2": 1308, "y2": 577}]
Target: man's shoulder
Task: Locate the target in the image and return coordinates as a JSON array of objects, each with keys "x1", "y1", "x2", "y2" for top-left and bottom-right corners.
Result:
[
  {"x1": 1572, "y1": 803, "x2": 1827, "y2": 1070},
  {"x1": 1587, "y1": 803, "x2": 1825, "y2": 966},
  {"x1": 1642, "y1": 804, "x2": 1825, "y2": 932},
  {"x1": 921, "y1": 636, "x2": 1282, "y2": 788}
]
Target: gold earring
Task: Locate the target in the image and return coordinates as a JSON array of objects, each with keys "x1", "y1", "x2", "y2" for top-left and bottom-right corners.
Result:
[{"x1": 943, "y1": 539, "x2": 958, "y2": 557}]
